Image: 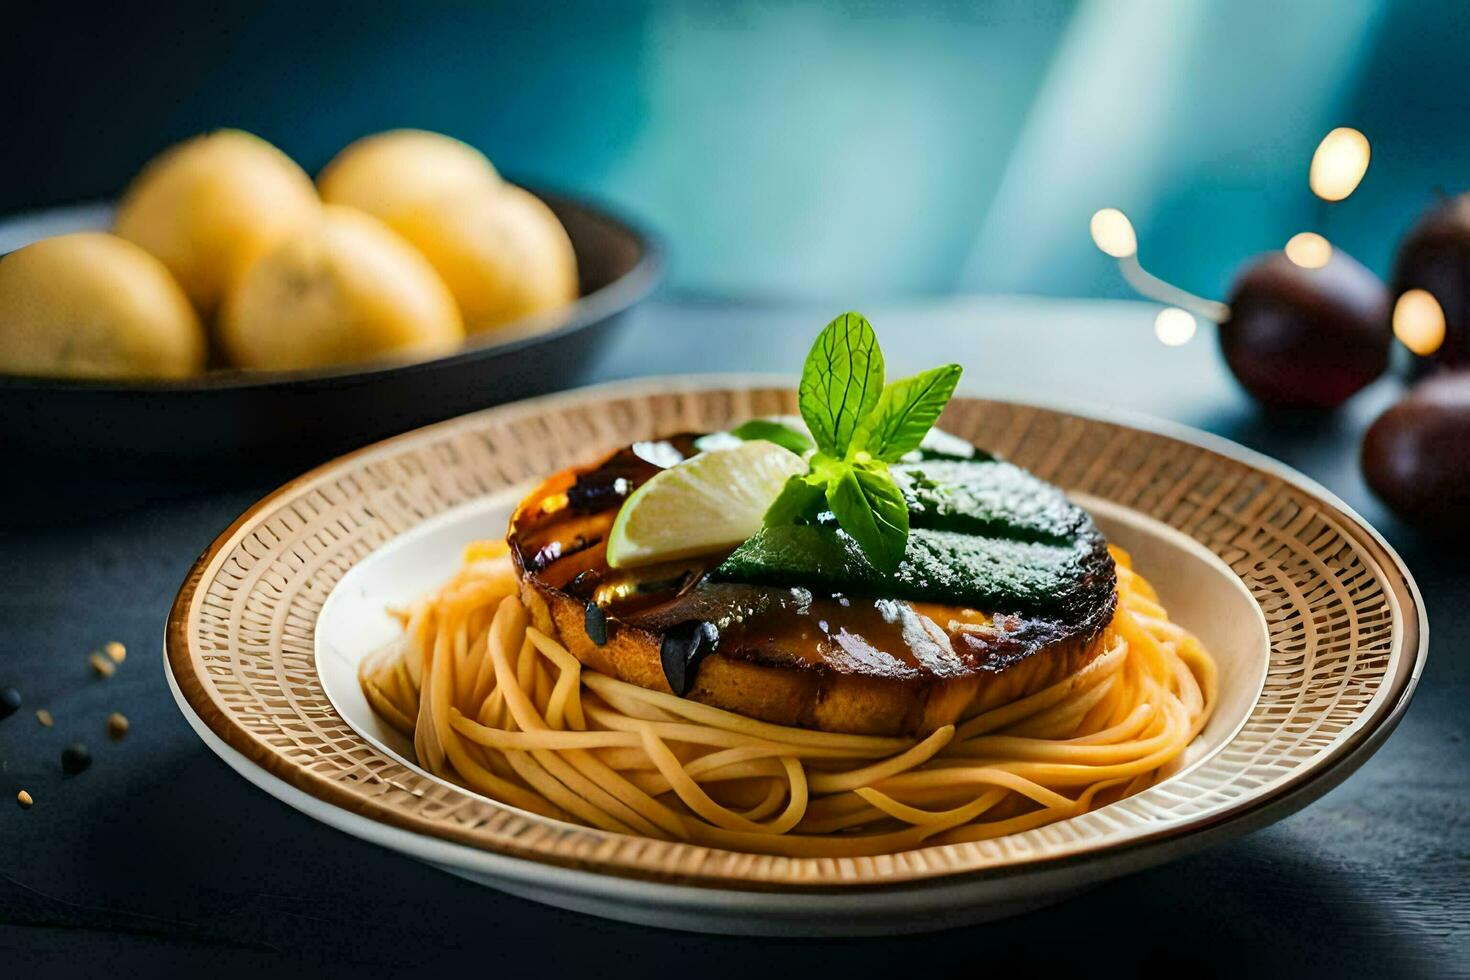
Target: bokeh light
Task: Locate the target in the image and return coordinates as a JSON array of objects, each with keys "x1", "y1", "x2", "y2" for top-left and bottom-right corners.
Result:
[
  {"x1": 1154, "y1": 307, "x2": 1197, "y2": 346},
  {"x1": 1090, "y1": 208, "x2": 1137, "y2": 259},
  {"x1": 1309, "y1": 127, "x2": 1371, "y2": 202},
  {"x1": 1393, "y1": 288, "x2": 1447, "y2": 356},
  {"x1": 1285, "y1": 231, "x2": 1333, "y2": 269}
]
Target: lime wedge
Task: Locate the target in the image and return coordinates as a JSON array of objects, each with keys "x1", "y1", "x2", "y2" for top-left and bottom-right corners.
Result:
[{"x1": 606, "y1": 441, "x2": 808, "y2": 568}]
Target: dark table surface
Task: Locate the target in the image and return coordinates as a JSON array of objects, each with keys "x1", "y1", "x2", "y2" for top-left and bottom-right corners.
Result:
[{"x1": 2, "y1": 298, "x2": 1466, "y2": 978}]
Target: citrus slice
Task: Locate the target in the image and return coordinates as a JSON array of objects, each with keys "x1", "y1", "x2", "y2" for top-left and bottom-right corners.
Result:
[{"x1": 606, "y1": 441, "x2": 808, "y2": 568}]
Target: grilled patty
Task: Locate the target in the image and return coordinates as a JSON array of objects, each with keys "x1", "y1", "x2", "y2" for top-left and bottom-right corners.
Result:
[{"x1": 508, "y1": 434, "x2": 1117, "y2": 736}]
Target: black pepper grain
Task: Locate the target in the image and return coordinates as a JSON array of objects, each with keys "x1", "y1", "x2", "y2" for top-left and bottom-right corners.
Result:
[
  {"x1": 61, "y1": 743, "x2": 91, "y2": 775},
  {"x1": 0, "y1": 687, "x2": 20, "y2": 720}
]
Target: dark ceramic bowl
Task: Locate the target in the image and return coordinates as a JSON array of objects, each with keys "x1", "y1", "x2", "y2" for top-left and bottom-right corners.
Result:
[{"x1": 0, "y1": 189, "x2": 662, "y2": 478}]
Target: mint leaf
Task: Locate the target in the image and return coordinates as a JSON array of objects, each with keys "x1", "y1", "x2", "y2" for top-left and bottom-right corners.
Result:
[
  {"x1": 763, "y1": 473, "x2": 826, "y2": 526},
  {"x1": 731, "y1": 419, "x2": 813, "y2": 456},
  {"x1": 761, "y1": 312, "x2": 956, "y2": 573},
  {"x1": 851, "y1": 364, "x2": 962, "y2": 462},
  {"x1": 799, "y1": 312, "x2": 884, "y2": 457},
  {"x1": 825, "y1": 463, "x2": 909, "y2": 573}
]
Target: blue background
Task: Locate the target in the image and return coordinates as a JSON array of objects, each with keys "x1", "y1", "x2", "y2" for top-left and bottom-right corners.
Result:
[{"x1": 3, "y1": 0, "x2": 1465, "y2": 303}]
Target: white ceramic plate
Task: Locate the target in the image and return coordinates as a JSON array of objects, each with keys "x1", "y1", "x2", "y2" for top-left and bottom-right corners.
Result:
[{"x1": 164, "y1": 378, "x2": 1427, "y2": 935}]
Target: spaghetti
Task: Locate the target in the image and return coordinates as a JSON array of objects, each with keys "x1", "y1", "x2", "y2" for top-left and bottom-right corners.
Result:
[{"x1": 360, "y1": 542, "x2": 1217, "y2": 857}]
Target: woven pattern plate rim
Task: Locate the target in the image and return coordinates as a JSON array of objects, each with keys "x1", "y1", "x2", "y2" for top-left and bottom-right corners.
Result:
[{"x1": 165, "y1": 376, "x2": 1426, "y2": 891}]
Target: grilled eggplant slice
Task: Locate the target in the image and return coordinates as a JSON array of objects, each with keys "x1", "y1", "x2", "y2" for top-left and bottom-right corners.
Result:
[{"x1": 508, "y1": 434, "x2": 1116, "y2": 736}]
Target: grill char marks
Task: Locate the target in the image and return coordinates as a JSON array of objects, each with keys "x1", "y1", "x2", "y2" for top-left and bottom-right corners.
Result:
[{"x1": 507, "y1": 432, "x2": 1118, "y2": 736}]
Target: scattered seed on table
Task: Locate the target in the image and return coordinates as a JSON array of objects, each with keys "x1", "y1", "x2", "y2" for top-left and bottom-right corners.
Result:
[
  {"x1": 89, "y1": 651, "x2": 115, "y2": 678},
  {"x1": 16, "y1": 790, "x2": 32, "y2": 809},
  {"x1": 61, "y1": 743, "x2": 91, "y2": 775},
  {"x1": 35, "y1": 708, "x2": 53, "y2": 728},
  {"x1": 0, "y1": 687, "x2": 20, "y2": 719},
  {"x1": 104, "y1": 641, "x2": 126, "y2": 664},
  {"x1": 106, "y1": 712, "x2": 129, "y2": 741}
]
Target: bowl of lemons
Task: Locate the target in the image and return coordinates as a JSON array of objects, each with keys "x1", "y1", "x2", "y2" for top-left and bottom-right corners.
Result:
[{"x1": 0, "y1": 129, "x2": 660, "y2": 474}]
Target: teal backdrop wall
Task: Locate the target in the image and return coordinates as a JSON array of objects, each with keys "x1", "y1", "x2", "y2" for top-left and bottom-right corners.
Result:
[{"x1": 3, "y1": 0, "x2": 1464, "y2": 303}]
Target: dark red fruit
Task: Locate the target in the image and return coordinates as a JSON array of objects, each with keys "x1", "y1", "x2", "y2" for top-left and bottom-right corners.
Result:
[
  {"x1": 1361, "y1": 370, "x2": 1470, "y2": 531},
  {"x1": 1220, "y1": 249, "x2": 1390, "y2": 409},
  {"x1": 1390, "y1": 193, "x2": 1470, "y2": 374}
]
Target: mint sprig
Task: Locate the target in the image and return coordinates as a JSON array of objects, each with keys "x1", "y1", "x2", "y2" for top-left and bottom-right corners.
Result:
[{"x1": 763, "y1": 312, "x2": 961, "y2": 573}]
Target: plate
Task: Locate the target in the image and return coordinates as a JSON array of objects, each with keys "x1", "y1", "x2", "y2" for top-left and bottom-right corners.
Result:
[
  {"x1": 0, "y1": 191, "x2": 661, "y2": 477},
  {"x1": 164, "y1": 378, "x2": 1427, "y2": 935}
]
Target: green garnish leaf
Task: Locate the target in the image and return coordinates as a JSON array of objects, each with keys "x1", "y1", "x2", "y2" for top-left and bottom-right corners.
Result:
[
  {"x1": 798, "y1": 312, "x2": 884, "y2": 458},
  {"x1": 751, "y1": 311, "x2": 961, "y2": 573},
  {"x1": 730, "y1": 419, "x2": 813, "y2": 456},
  {"x1": 851, "y1": 363, "x2": 962, "y2": 462},
  {"x1": 825, "y1": 464, "x2": 909, "y2": 573},
  {"x1": 763, "y1": 473, "x2": 826, "y2": 526}
]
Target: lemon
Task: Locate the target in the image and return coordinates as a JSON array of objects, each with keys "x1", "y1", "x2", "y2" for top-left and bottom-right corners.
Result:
[
  {"x1": 391, "y1": 184, "x2": 578, "y2": 334},
  {"x1": 607, "y1": 441, "x2": 808, "y2": 569},
  {"x1": 218, "y1": 206, "x2": 463, "y2": 371},
  {"x1": 0, "y1": 232, "x2": 205, "y2": 379},
  {"x1": 113, "y1": 130, "x2": 320, "y2": 315},
  {"x1": 317, "y1": 129, "x2": 501, "y2": 225}
]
